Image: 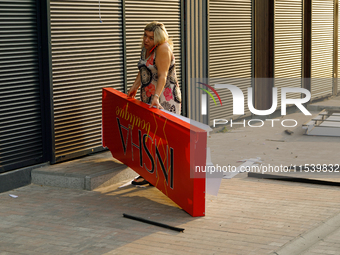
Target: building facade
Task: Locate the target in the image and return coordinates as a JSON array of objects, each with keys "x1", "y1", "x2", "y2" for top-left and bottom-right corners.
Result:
[{"x1": 0, "y1": 0, "x2": 339, "y2": 186}]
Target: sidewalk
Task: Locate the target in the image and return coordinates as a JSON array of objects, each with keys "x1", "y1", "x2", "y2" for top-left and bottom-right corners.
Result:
[
  {"x1": 1, "y1": 96, "x2": 340, "y2": 255},
  {"x1": 1, "y1": 173, "x2": 340, "y2": 254}
]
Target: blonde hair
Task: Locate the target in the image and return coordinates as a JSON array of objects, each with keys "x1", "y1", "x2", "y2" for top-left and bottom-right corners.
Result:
[{"x1": 142, "y1": 21, "x2": 173, "y2": 50}]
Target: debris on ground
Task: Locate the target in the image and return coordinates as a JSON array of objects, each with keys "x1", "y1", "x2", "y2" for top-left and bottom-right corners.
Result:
[
  {"x1": 219, "y1": 127, "x2": 228, "y2": 133},
  {"x1": 266, "y1": 139, "x2": 285, "y2": 142},
  {"x1": 284, "y1": 129, "x2": 294, "y2": 135},
  {"x1": 123, "y1": 213, "x2": 185, "y2": 232}
]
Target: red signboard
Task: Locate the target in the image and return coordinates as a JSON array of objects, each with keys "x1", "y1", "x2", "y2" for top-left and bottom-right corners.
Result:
[{"x1": 102, "y1": 88, "x2": 206, "y2": 217}]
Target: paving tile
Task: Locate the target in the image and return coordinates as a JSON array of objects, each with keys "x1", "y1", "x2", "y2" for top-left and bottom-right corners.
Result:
[{"x1": 2, "y1": 114, "x2": 340, "y2": 255}]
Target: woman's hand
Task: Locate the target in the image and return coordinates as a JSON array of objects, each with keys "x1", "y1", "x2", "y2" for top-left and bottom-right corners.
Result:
[
  {"x1": 149, "y1": 95, "x2": 163, "y2": 110},
  {"x1": 127, "y1": 85, "x2": 138, "y2": 98},
  {"x1": 127, "y1": 71, "x2": 141, "y2": 98}
]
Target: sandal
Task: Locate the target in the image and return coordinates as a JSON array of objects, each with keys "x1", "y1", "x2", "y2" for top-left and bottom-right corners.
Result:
[{"x1": 131, "y1": 176, "x2": 153, "y2": 186}]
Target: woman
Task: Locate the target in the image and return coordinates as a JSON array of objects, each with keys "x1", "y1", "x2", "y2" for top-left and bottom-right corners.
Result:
[{"x1": 127, "y1": 21, "x2": 181, "y2": 185}]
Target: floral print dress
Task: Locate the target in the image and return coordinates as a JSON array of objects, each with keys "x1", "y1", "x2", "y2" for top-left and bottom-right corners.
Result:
[{"x1": 138, "y1": 44, "x2": 181, "y2": 114}]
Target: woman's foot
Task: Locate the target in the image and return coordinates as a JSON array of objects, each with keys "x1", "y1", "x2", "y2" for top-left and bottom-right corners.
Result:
[{"x1": 131, "y1": 176, "x2": 153, "y2": 186}]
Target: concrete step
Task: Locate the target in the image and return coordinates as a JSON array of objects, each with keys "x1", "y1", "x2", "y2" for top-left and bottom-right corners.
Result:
[
  {"x1": 31, "y1": 151, "x2": 137, "y2": 191},
  {"x1": 307, "y1": 104, "x2": 340, "y2": 112},
  {"x1": 0, "y1": 163, "x2": 48, "y2": 193},
  {"x1": 307, "y1": 95, "x2": 340, "y2": 112}
]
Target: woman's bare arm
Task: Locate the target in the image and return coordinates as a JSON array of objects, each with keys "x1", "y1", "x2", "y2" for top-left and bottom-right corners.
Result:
[
  {"x1": 150, "y1": 43, "x2": 171, "y2": 109},
  {"x1": 127, "y1": 71, "x2": 141, "y2": 98}
]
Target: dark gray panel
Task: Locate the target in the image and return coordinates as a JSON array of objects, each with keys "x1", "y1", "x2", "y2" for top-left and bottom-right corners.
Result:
[{"x1": 0, "y1": 0, "x2": 43, "y2": 172}]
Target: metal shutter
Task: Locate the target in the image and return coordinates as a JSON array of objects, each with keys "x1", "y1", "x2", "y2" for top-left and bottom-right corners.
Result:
[
  {"x1": 274, "y1": 0, "x2": 302, "y2": 108},
  {"x1": 186, "y1": 0, "x2": 208, "y2": 123},
  {"x1": 208, "y1": 0, "x2": 253, "y2": 123},
  {"x1": 339, "y1": 0, "x2": 340, "y2": 94},
  {"x1": 311, "y1": 0, "x2": 334, "y2": 99},
  {"x1": 0, "y1": 0, "x2": 43, "y2": 172},
  {"x1": 125, "y1": 0, "x2": 182, "y2": 95},
  {"x1": 50, "y1": 0, "x2": 124, "y2": 163},
  {"x1": 274, "y1": 0, "x2": 303, "y2": 106}
]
